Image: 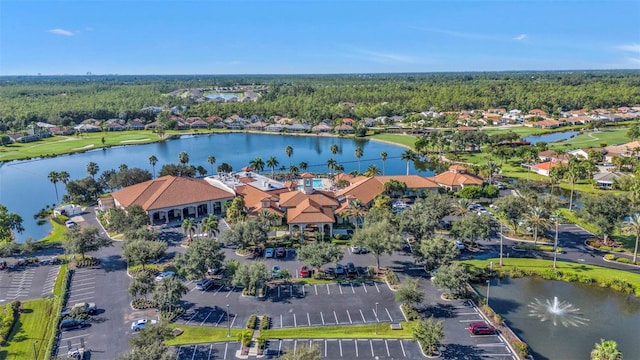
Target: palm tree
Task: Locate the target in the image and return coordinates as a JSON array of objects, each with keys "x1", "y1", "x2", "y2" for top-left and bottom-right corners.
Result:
[
  {"x1": 484, "y1": 160, "x2": 501, "y2": 185},
  {"x1": 285, "y1": 145, "x2": 293, "y2": 167},
  {"x1": 86, "y1": 162, "x2": 99, "y2": 180},
  {"x1": 181, "y1": 218, "x2": 196, "y2": 244},
  {"x1": 201, "y1": 214, "x2": 220, "y2": 238},
  {"x1": 380, "y1": 151, "x2": 388, "y2": 175},
  {"x1": 289, "y1": 165, "x2": 299, "y2": 179},
  {"x1": 330, "y1": 144, "x2": 339, "y2": 159},
  {"x1": 400, "y1": 150, "x2": 417, "y2": 176},
  {"x1": 298, "y1": 161, "x2": 308, "y2": 173},
  {"x1": 178, "y1": 151, "x2": 190, "y2": 165},
  {"x1": 48, "y1": 171, "x2": 60, "y2": 204},
  {"x1": 119, "y1": 163, "x2": 128, "y2": 172},
  {"x1": 364, "y1": 165, "x2": 381, "y2": 177},
  {"x1": 453, "y1": 198, "x2": 472, "y2": 217},
  {"x1": 355, "y1": 146, "x2": 363, "y2": 174},
  {"x1": 521, "y1": 150, "x2": 537, "y2": 181},
  {"x1": 623, "y1": 214, "x2": 640, "y2": 264},
  {"x1": 564, "y1": 163, "x2": 584, "y2": 211},
  {"x1": 266, "y1": 156, "x2": 279, "y2": 178},
  {"x1": 326, "y1": 158, "x2": 337, "y2": 177},
  {"x1": 148, "y1": 155, "x2": 158, "y2": 178},
  {"x1": 334, "y1": 164, "x2": 345, "y2": 174},
  {"x1": 250, "y1": 157, "x2": 265, "y2": 173},
  {"x1": 342, "y1": 199, "x2": 367, "y2": 233},
  {"x1": 525, "y1": 206, "x2": 551, "y2": 245},
  {"x1": 207, "y1": 155, "x2": 216, "y2": 174},
  {"x1": 590, "y1": 339, "x2": 622, "y2": 360},
  {"x1": 383, "y1": 179, "x2": 407, "y2": 198}
]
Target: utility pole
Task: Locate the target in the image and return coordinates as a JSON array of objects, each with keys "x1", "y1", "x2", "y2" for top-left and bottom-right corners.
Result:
[
  {"x1": 499, "y1": 225, "x2": 504, "y2": 266},
  {"x1": 375, "y1": 302, "x2": 379, "y2": 335},
  {"x1": 486, "y1": 280, "x2": 491, "y2": 306},
  {"x1": 554, "y1": 218, "x2": 559, "y2": 269},
  {"x1": 227, "y1": 304, "x2": 231, "y2": 337}
]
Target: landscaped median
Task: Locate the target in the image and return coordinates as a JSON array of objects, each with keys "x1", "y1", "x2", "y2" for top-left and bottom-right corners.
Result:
[
  {"x1": 461, "y1": 258, "x2": 640, "y2": 295},
  {"x1": 166, "y1": 323, "x2": 415, "y2": 346},
  {"x1": 0, "y1": 264, "x2": 69, "y2": 360}
]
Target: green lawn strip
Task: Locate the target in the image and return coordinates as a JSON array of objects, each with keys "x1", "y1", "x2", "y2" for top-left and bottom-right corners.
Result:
[
  {"x1": 461, "y1": 258, "x2": 640, "y2": 294},
  {"x1": 481, "y1": 126, "x2": 552, "y2": 137},
  {"x1": 38, "y1": 220, "x2": 67, "y2": 246},
  {"x1": 0, "y1": 299, "x2": 58, "y2": 360},
  {"x1": 369, "y1": 133, "x2": 417, "y2": 149},
  {"x1": 263, "y1": 323, "x2": 414, "y2": 339},
  {"x1": 166, "y1": 325, "x2": 245, "y2": 346},
  {"x1": 549, "y1": 128, "x2": 629, "y2": 149}
]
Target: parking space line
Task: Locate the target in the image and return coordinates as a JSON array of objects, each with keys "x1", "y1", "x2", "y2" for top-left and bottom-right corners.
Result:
[
  {"x1": 215, "y1": 313, "x2": 225, "y2": 326},
  {"x1": 385, "y1": 340, "x2": 390, "y2": 356},
  {"x1": 339, "y1": 285, "x2": 343, "y2": 295},
  {"x1": 400, "y1": 340, "x2": 406, "y2": 357},
  {"x1": 69, "y1": 290, "x2": 95, "y2": 297},
  {"x1": 294, "y1": 340, "x2": 297, "y2": 355},
  {"x1": 325, "y1": 340, "x2": 327, "y2": 358},
  {"x1": 372, "y1": 308, "x2": 379, "y2": 322},
  {"x1": 362, "y1": 283, "x2": 367, "y2": 293},
  {"x1": 359, "y1": 309, "x2": 366, "y2": 323},
  {"x1": 175, "y1": 346, "x2": 181, "y2": 360},
  {"x1": 314, "y1": 284, "x2": 318, "y2": 295},
  {"x1": 459, "y1": 319, "x2": 482, "y2": 322},
  {"x1": 60, "y1": 334, "x2": 88, "y2": 342},
  {"x1": 339, "y1": 340, "x2": 343, "y2": 357},
  {"x1": 355, "y1": 339, "x2": 358, "y2": 357},
  {"x1": 191, "y1": 345, "x2": 197, "y2": 360},
  {"x1": 213, "y1": 284, "x2": 223, "y2": 296},
  {"x1": 307, "y1": 312, "x2": 311, "y2": 326},
  {"x1": 374, "y1": 282, "x2": 380, "y2": 292},
  {"x1": 186, "y1": 312, "x2": 199, "y2": 324},
  {"x1": 230, "y1": 314, "x2": 237, "y2": 328},
  {"x1": 326, "y1": 284, "x2": 330, "y2": 294},
  {"x1": 294, "y1": 313, "x2": 297, "y2": 327},
  {"x1": 334, "y1": 311, "x2": 339, "y2": 324},
  {"x1": 320, "y1": 312, "x2": 325, "y2": 325},
  {"x1": 346, "y1": 310, "x2": 353, "y2": 324},
  {"x1": 370, "y1": 340, "x2": 374, "y2": 357},
  {"x1": 279, "y1": 340, "x2": 283, "y2": 356},
  {"x1": 200, "y1": 311, "x2": 213, "y2": 326},
  {"x1": 278, "y1": 286, "x2": 280, "y2": 298},
  {"x1": 350, "y1": 283, "x2": 355, "y2": 293},
  {"x1": 280, "y1": 314, "x2": 283, "y2": 328},
  {"x1": 385, "y1": 308, "x2": 393, "y2": 322},
  {"x1": 208, "y1": 344, "x2": 213, "y2": 360},
  {"x1": 226, "y1": 287, "x2": 234, "y2": 297},
  {"x1": 223, "y1": 342, "x2": 228, "y2": 359},
  {"x1": 458, "y1": 312, "x2": 478, "y2": 315},
  {"x1": 478, "y1": 343, "x2": 509, "y2": 347}
]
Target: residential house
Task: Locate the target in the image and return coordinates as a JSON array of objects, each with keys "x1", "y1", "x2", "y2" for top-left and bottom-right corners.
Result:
[
  {"x1": 334, "y1": 124, "x2": 355, "y2": 134},
  {"x1": 429, "y1": 165, "x2": 484, "y2": 191},
  {"x1": 593, "y1": 171, "x2": 624, "y2": 189},
  {"x1": 127, "y1": 120, "x2": 146, "y2": 130},
  {"x1": 530, "y1": 161, "x2": 563, "y2": 177},
  {"x1": 342, "y1": 118, "x2": 356, "y2": 126},
  {"x1": 190, "y1": 120, "x2": 209, "y2": 129},
  {"x1": 74, "y1": 124, "x2": 100, "y2": 132},
  {"x1": 245, "y1": 121, "x2": 268, "y2": 131},
  {"x1": 538, "y1": 150, "x2": 572, "y2": 162},
  {"x1": 524, "y1": 119, "x2": 563, "y2": 128},
  {"x1": 312, "y1": 122, "x2": 332, "y2": 133},
  {"x1": 106, "y1": 122, "x2": 125, "y2": 131}
]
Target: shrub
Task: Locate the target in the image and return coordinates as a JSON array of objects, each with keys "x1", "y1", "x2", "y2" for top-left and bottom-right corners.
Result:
[
  {"x1": 508, "y1": 267, "x2": 525, "y2": 278},
  {"x1": 512, "y1": 340, "x2": 529, "y2": 357},
  {"x1": 160, "y1": 307, "x2": 184, "y2": 322},
  {"x1": 616, "y1": 257, "x2": 633, "y2": 264},
  {"x1": 132, "y1": 298, "x2": 155, "y2": 310},
  {"x1": 604, "y1": 254, "x2": 616, "y2": 260},
  {"x1": 260, "y1": 315, "x2": 270, "y2": 330},
  {"x1": 75, "y1": 256, "x2": 100, "y2": 268},
  {"x1": 493, "y1": 313, "x2": 503, "y2": 325},
  {"x1": 246, "y1": 314, "x2": 257, "y2": 329},
  {"x1": 578, "y1": 274, "x2": 593, "y2": 284},
  {"x1": 384, "y1": 269, "x2": 399, "y2": 286},
  {"x1": 401, "y1": 304, "x2": 420, "y2": 321},
  {"x1": 0, "y1": 302, "x2": 18, "y2": 343}
]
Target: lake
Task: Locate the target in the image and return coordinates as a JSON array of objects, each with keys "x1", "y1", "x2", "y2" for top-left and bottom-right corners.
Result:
[
  {"x1": 0, "y1": 133, "x2": 429, "y2": 242},
  {"x1": 475, "y1": 277, "x2": 640, "y2": 360},
  {"x1": 524, "y1": 130, "x2": 580, "y2": 144}
]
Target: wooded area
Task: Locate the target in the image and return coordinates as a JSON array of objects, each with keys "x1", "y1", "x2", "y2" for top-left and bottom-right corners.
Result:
[{"x1": 1, "y1": 71, "x2": 639, "y2": 131}]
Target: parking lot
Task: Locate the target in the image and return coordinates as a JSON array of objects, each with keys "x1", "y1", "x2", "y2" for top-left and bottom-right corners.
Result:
[
  {"x1": 179, "y1": 280, "x2": 404, "y2": 330},
  {"x1": 0, "y1": 263, "x2": 60, "y2": 302},
  {"x1": 55, "y1": 267, "x2": 101, "y2": 356},
  {"x1": 450, "y1": 302, "x2": 514, "y2": 359},
  {"x1": 173, "y1": 339, "x2": 423, "y2": 359}
]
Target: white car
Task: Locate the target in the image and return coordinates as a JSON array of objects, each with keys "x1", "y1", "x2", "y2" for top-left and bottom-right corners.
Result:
[
  {"x1": 155, "y1": 271, "x2": 175, "y2": 281},
  {"x1": 131, "y1": 319, "x2": 157, "y2": 331},
  {"x1": 454, "y1": 240, "x2": 465, "y2": 250}
]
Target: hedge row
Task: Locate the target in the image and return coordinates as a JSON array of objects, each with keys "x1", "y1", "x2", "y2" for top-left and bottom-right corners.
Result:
[{"x1": 0, "y1": 301, "x2": 20, "y2": 344}]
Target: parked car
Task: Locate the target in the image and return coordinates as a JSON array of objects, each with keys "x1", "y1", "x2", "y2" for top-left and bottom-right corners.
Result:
[
  {"x1": 335, "y1": 262, "x2": 345, "y2": 276},
  {"x1": 155, "y1": 271, "x2": 175, "y2": 281},
  {"x1": 468, "y1": 322, "x2": 496, "y2": 335},
  {"x1": 454, "y1": 240, "x2": 465, "y2": 250},
  {"x1": 350, "y1": 245, "x2": 363, "y2": 254},
  {"x1": 272, "y1": 265, "x2": 281, "y2": 278},
  {"x1": 65, "y1": 220, "x2": 77, "y2": 228},
  {"x1": 264, "y1": 248, "x2": 275, "y2": 258},
  {"x1": 60, "y1": 319, "x2": 88, "y2": 331},
  {"x1": 196, "y1": 278, "x2": 213, "y2": 290},
  {"x1": 131, "y1": 318, "x2": 158, "y2": 331},
  {"x1": 61, "y1": 302, "x2": 97, "y2": 317},
  {"x1": 0, "y1": 261, "x2": 6, "y2": 270},
  {"x1": 207, "y1": 267, "x2": 224, "y2": 276},
  {"x1": 275, "y1": 247, "x2": 286, "y2": 257},
  {"x1": 299, "y1": 265, "x2": 310, "y2": 278},
  {"x1": 346, "y1": 262, "x2": 357, "y2": 275}
]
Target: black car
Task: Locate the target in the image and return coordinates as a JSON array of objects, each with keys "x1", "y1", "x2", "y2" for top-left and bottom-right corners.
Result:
[
  {"x1": 346, "y1": 262, "x2": 357, "y2": 275},
  {"x1": 60, "y1": 319, "x2": 88, "y2": 331}
]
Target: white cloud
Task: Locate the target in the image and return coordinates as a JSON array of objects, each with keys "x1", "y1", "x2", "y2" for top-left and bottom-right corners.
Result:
[
  {"x1": 618, "y1": 43, "x2": 640, "y2": 53},
  {"x1": 513, "y1": 34, "x2": 527, "y2": 41},
  {"x1": 626, "y1": 57, "x2": 640, "y2": 65},
  {"x1": 48, "y1": 28, "x2": 74, "y2": 36}
]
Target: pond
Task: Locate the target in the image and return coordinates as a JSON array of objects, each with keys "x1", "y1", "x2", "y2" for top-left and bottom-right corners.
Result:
[
  {"x1": 475, "y1": 277, "x2": 640, "y2": 360},
  {"x1": 523, "y1": 130, "x2": 580, "y2": 145},
  {"x1": 0, "y1": 133, "x2": 430, "y2": 242}
]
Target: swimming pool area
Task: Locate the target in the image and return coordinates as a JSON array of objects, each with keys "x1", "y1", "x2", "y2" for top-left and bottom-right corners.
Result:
[{"x1": 297, "y1": 178, "x2": 330, "y2": 190}]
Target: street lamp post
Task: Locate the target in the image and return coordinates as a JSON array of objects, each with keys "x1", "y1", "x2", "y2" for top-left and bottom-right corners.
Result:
[
  {"x1": 227, "y1": 304, "x2": 231, "y2": 337},
  {"x1": 375, "y1": 302, "x2": 379, "y2": 335},
  {"x1": 486, "y1": 280, "x2": 491, "y2": 306},
  {"x1": 499, "y1": 227, "x2": 504, "y2": 266},
  {"x1": 553, "y1": 218, "x2": 559, "y2": 269}
]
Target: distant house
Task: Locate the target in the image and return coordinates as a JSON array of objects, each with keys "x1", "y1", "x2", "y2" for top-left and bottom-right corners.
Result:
[
  {"x1": 528, "y1": 109, "x2": 548, "y2": 117},
  {"x1": 127, "y1": 120, "x2": 146, "y2": 130},
  {"x1": 312, "y1": 122, "x2": 332, "y2": 133},
  {"x1": 530, "y1": 161, "x2": 564, "y2": 176},
  {"x1": 593, "y1": 171, "x2": 624, "y2": 189},
  {"x1": 524, "y1": 119, "x2": 563, "y2": 128},
  {"x1": 106, "y1": 122, "x2": 125, "y2": 131},
  {"x1": 190, "y1": 120, "x2": 209, "y2": 129},
  {"x1": 286, "y1": 123, "x2": 310, "y2": 133},
  {"x1": 429, "y1": 165, "x2": 484, "y2": 191},
  {"x1": 342, "y1": 118, "x2": 355, "y2": 126},
  {"x1": 265, "y1": 124, "x2": 283, "y2": 132},
  {"x1": 74, "y1": 124, "x2": 100, "y2": 132},
  {"x1": 245, "y1": 121, "x2": 268, "y2": 131},
  {"x1": 334, "y1": 124, "x2": 355, "y2": 134},
  {"x1": 538, "y1": 150, "x2": 571, "y2": 162}
]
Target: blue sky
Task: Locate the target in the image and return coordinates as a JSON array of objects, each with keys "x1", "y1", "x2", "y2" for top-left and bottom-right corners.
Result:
[{"x1": 1, "y1": 1, "x2": 639, "y2": 75}]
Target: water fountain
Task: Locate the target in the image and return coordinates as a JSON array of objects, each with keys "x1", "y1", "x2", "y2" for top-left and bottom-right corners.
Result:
[{"x1": 528, "y1": 296, "x2": 589, "y2": 327}]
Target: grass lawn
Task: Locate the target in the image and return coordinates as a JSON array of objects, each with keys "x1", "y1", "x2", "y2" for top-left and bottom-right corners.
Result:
[
  {"x1": 370, "y1": 134, "x2": 417, "y2": 149},
  {"x1": 481, "y1": 126, "x2": 551, "y2": 137},
  {"x1": 166, "y1": 325, "x2": 244, "y2": 346},
  {"x1": 558, "y1": 209, "x2": 636, "y2": 251},
  {"x1": 461, "y1": 258, "x2": 640, "y2": 294},
  {"x1": 38, "y1": 220, "x2": 67, "y2": 246},
  {"x1": 549, "y1": 128, "x2": 629, "y2": 150},
  {"x1": 263, "y1": 323, "x2": 414, "y2": 340},
  {"x1": 0, "y1": 299, "x2": 59, "y2": 360}
]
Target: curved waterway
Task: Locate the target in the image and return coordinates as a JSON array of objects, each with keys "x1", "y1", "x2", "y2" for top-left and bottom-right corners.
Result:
[{"x1": 1, "y1": 133, "x2": 430, "y2": 242}]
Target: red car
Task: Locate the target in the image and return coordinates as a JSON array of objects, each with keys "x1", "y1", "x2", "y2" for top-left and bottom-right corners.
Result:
[
  {"x1": 299, "y1": 266, "x2": 310, "y2": 278},
  {"x1": 468, "y1": 322, "x2": 496, "y2": 335}
]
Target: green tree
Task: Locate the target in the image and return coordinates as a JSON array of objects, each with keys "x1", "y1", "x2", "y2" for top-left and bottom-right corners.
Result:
[
  {"x1": 355, "y1": 146, "x2": 363, "y2": 173},
  {"x1": 432, "y1": 263, "x2": 470, "y2": 297},
  {"x1": 178, "y1": 151, "x2": 190, "y2": 165},
  {"x1": 363, "y1": 164, "x2": 381, "y2": 177},
  {"x1": 383, "y1": 179, "x2": 407, "y2": 198},
  {"x1": 400, "y1": 149, "x2": 417, "y2": 176},
  {"x1": 174, "y1": 237, "x2": 225, "y2": 280},
  {"x1": 326, "y1": 158, "x2": 337, "y2": 177},
  {"x1": 296, "y1": 241, "x2": 343, "y2": 272},
  {"x1": 148, "y1": 155, "x2": 158, "y2": 178},
  {"x1": 352, "y1": 220, "x2": 402, "y2": 269},
  {"x1": 299, "y1": 161, "x2": 308, "y2": 172},
  {"x1": 453, "y1": 198, "x2": 472, "y2": 217},
  {"x1": 86, "y1": 161, "x2": 99, "y2": 180},
  {"x1": 627, "y1": 123, "x2": 640, "y2": 141},
  {"x1": 181, "y1": 218, "x2": 196, "y2": 243},
  {"x1": 457, "y1": 185, "x2": 482, "y2": 199},
  {"x1": 232, "y1": 260, "x2": 270, "y2": 295},
  {"x1": 217, "y1": 162, "x2": 233, "y2": 173},
  {"x1": 221, "y1": 219, "x2": 268, "y2": 249},
  {"x1": 341, "y1": 199, "x2": 367, "y2": 232},
  {"x1": 266, "y1": 156, "x2": 279, "y2": 178},
  {"x1": 151, "y1": 276, "x2": 188, "y2": 313},
  {"x1": 380, "y1": 151, "x2": 388, "y2": 175},
  {"x1": 285, "y1": 145, "x2": 293, "y2": 167},
  {"x1": 415, "y1": 235, "x2": 459, "y2": 271},
  {"x1": 250, "y1": 157, "x2": 265, "y2": 173},
  {"x1": 412, "y1": 317, "x2": 444, "y2": 356},
  {"x1": 64, "y1": 226, "x2": 112, "y2": 258},
  {"x1": 225, "y1": 196, "x2": 247, "y2": 223},
  {"x1": 330, "y1": 143, "x2": 339, "y2": 159},
  {"x1": 122, "y1": 240, "x2": 167, "y2": 269},
  {"x1": 399, "y1": 193, "x2": 452, "y2": 241},
  {"x1": 280, "y1": 342, "x2": 321, "y2": 360},
  {"x1": 579, "y1": 194, "x2": 630, "y2": 245},
  {"x1": 128, "y1": 270, "x2": 156, "y2": 300},
  {"x1": 395, "y1": 278, "x2": 424, "y2": 308},
  {"x1": 207, "y1": 154, "x2": 216, "y2": 174},
  {"x1": 119, "y1": 323, "x2": 175, "y2": 360},
  {"x1": 48, "y1": 171, "x2": 60, "y2": 204},
  {"x1": 494, "y1": 196, "x2": 526, "y2": 234},
  {"x1": 0, "y1": 204, "x2": 24, "y2": 243},
  {"x1": 525, "y1": 206, "x2": 551, "y2": 244},
  {"x1": 591, "y1": 339, "x2": 623, "y2": 360},
  {"x1": 451, "y1": 214, "x2": 494, "y2": 247},
  {"x1": 564, "y1": 161, "x2": 586, "y2": 211},
  {"x1": 622, "y1": 213, "x2": 640, "y2": 264},
  {"x1": 201, "y1": 214, "x2": 220, "y2": 238},
  {"x1": 58, "y1": 170, "x2": 70, "y2": 186}
]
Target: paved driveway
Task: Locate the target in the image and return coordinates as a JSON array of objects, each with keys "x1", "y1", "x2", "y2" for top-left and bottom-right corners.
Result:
[{"x1": 0, "y1": 263, "x2": 60, "y2": 303}]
